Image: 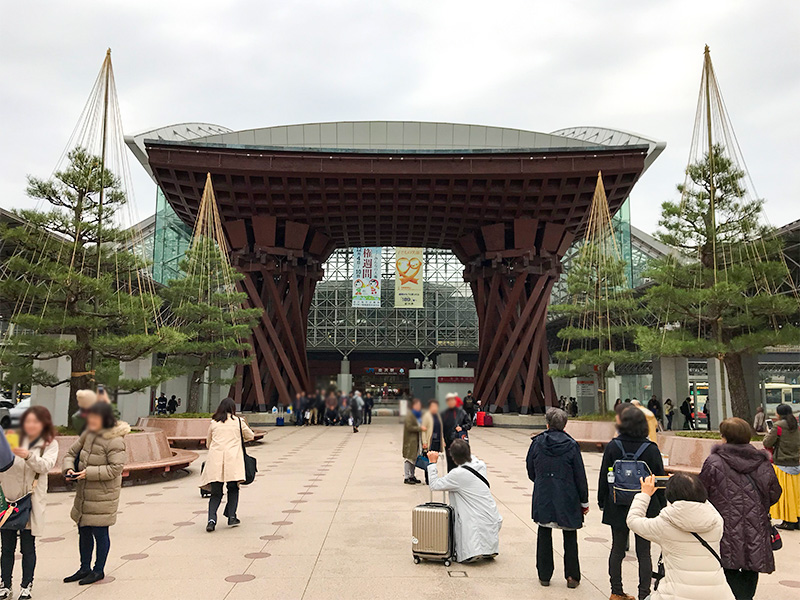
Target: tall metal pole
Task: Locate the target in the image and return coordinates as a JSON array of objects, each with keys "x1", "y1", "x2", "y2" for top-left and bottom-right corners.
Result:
[
  {"x1": 90, "y1": 49, "x2": 112, "y2": 379},
  {"x1": 96, "y1": 48, "x2": 111, "y2": 280},
  {"x1": 704, "y1": 45, "x2": 727, "y2": 422},
  {"x1": 704, "y1": 45, "x2": 718, "y2": 282}
]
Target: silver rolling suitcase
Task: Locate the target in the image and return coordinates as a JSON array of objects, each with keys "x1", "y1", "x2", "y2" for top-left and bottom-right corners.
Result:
[{"x1": 412, "y1": 490, "x2": 455, "y2": 566}]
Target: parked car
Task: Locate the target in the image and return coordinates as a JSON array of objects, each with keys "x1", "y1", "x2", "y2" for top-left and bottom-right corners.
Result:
[{"x1": 8, "y1": 398, "x2": 29, "y2": 428}]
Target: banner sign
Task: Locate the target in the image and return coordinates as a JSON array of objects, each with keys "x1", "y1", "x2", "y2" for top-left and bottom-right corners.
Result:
[
  {"x1": 352, "y1": 247, "x2": 381, "y2": 307},
  {"x1": 394, "y1": 247, "x2": 424, "y2": 309}
]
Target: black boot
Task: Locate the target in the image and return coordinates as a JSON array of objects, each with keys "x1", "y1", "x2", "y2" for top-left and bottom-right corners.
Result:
[
  {"x1": 64, "y1": 569, "x2": 91, "y2": 583},
  {"x1": 78, "y1": 571, "x2": 105, "y2": 585}
]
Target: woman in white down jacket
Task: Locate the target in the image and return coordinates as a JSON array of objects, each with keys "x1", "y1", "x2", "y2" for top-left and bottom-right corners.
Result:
[{"x1": 626, "y1": 473, "x2": 733, "y2": 600}]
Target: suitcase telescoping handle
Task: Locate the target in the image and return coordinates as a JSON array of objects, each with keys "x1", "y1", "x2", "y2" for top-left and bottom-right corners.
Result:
[{"x1": 428, "y1": 461, "x2": 447, "y2": 504}]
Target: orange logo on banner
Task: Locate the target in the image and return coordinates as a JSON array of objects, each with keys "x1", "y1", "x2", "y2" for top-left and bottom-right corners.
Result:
[{"x1": 396, "y1": 257, "x2": 422, "y2": 285}]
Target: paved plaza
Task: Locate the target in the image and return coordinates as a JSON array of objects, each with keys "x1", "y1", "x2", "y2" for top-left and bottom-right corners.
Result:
[{"x1": 20, "y1": 421, "x2": 800, "y2": 599}]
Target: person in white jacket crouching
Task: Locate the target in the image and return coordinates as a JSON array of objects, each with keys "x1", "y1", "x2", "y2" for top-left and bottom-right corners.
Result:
[
  {"x1": 426, "y1": 439, "x2": 502, "y2": 563},
  {"x1": 626, "y1": 473, "x2": 733, "y2": 600}
]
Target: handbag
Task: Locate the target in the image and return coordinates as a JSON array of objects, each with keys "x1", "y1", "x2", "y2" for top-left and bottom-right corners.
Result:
[
  {"x1": 414, "y1": 453, "x2": 430, "y2": 471},
  {"x1": 744, "y1": 473, "x2": 783, "y2": 551},
  {"x1": 0, "y1": 445, "x2": 45, "y2": 531},
  {"x1": 238, "y1": 418, "x2": 257, "y2": 485}
]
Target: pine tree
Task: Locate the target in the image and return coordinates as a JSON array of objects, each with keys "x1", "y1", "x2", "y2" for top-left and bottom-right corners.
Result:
[
  {"x1": 550, "y1": 241, "x2": 642, "y2": 414},
  {"x1": 637, "y1": 145, "x2": 800, "y2": 421},
  {"x1": 0, "y1": 148, "x2": 180, "y2": 426},
  {"x1": 160, "y1": 237, "x2": 261, "y2": 413}
]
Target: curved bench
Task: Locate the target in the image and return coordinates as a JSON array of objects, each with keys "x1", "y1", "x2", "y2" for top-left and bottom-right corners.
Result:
[
  {"x1": 48, "y1": 429, "x2": 198, "y2": 491},
  {"x1": 563, "y1": 421, "x2": 619, "y2": 451},
  {"x1": 657, "y1": 433, "x2": 766, "y2": 474},
  {"x1": 136, "y1": 417, "x2": 267, "y2": 448}
]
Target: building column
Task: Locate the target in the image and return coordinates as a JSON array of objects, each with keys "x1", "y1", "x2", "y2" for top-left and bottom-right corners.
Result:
[
  {"x1": 652, "y1": 357, "x2": 690, "y2": 428},
  {"x1": 337, "y1": 358, "x2": 352, "y2": 395},
  {"x1": 458, "y1": 220, "x2": 574, "y2": 414},
  {"x1": 706, "y1": 358, "x2": 727, "y2": 429},
  {"x1": 31, "y1": 346, "x2": 73, "y2": 427},
  {"x1": 119, "y1": 355, "x2": 153, "y2": 426}
]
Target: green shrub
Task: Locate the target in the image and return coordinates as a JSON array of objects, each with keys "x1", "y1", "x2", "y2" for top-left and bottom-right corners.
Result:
[{"x1": 574, "y1": 413, "x2": 616, "y2": 422}]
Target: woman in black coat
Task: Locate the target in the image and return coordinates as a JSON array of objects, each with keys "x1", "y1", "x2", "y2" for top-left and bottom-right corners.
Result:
[
  {"x1": 527, "y1": 407, "x2": 589, "y2": 588},
  {"x1": 598, "y1": 404, "x2": 666, "y2": 600}
]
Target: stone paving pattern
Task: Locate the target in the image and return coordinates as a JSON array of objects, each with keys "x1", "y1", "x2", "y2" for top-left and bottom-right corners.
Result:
[{"x1": 19, "y1": 421, "x2": 800, "y2": 599}]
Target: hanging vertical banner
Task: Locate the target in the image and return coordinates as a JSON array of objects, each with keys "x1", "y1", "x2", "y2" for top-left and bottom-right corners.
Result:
[
  {"x1": 352, "y1": 247, "x2": 381, "y2": 307},
  {"x1": 394, "y1": 247, "x2": 424, "y2": 308}
]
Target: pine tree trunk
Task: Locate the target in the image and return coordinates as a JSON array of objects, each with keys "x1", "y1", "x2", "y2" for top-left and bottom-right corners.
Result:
[
  {"x1": 186, "y1": 369, "x2": 203, "y2": 414},
  {"x1": 67, "y1": 342, "x2": 92, "y2": 430},
  {"x1": 722, "y1": 353, "x2": 752, "y2": 423}
]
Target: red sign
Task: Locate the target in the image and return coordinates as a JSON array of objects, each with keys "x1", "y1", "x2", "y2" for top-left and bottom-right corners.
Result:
[{"x1": 437, "y1": 376, "x2": 474, "y2": 383}]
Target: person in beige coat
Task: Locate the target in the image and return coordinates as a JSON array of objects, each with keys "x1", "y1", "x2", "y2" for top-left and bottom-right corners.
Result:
[
  {"x1": 0, "y1": 406, "x2": 59, "y2": 599},
  {"x1": 62, "y1": 402, "x2": 128, "y2": 587},
  {"x1": 627, "y1": 473, "x2": 733, "y2": 600},
  {"x1": 201, "y1": 398, "x2": 255, "y2": 532}
]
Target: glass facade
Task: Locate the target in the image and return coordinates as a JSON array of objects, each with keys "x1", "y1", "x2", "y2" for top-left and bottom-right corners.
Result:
[
  {"x1": 308, "y1": 247, "x2": 478, "y2": 353},
  {"x1": 152, "y1": 188, "x2": 192, "y2": 285}
]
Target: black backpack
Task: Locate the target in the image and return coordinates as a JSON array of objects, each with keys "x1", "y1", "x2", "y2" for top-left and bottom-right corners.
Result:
[{"x1": 611, "y1": 439, "x2": 653, "y2": 505}]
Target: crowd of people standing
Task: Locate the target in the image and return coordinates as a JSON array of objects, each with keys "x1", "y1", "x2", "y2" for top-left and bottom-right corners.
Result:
[{"x1": 292, "y1": 389, "x2": 375, "y2": 431}]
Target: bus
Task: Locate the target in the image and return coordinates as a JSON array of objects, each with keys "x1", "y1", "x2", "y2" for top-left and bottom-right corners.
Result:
[{"x1": 764, "y1": 383, "x2": 800, "y2": 414}]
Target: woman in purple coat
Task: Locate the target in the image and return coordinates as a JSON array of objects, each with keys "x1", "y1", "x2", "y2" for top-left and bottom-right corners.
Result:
[{"x1": 699, "y1": 418, "x2": 782, "y2": 600}]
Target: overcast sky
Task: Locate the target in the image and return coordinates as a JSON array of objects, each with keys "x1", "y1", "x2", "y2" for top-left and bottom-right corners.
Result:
[{"x1": 1, "y1": 1, "x2": 798, "y2": 234}]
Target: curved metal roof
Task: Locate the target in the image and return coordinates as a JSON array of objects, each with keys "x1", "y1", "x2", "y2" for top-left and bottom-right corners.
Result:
[
  {"x1": 550, "y1": 126, "x2": 666, "y2": 173},
  {"x1": 128, "y1": 121, "x2": 665, "y2": 181},
  {"x1": 124, "y1": 122, "x2": 232, "y2": 179}
]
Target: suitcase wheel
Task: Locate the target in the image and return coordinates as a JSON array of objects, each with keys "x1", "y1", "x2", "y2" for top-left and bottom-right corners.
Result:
[
  {"x1": 413, "y1": 555, "x2": 420, "y2": 564},
  {"x1": 444, "y1": 559, "x2": 451, "y2": 567}
]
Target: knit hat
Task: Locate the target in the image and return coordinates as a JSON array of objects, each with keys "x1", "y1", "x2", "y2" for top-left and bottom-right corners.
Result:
[{"x1": 76, "y1": 389, "x2": 98, "y2": 410}]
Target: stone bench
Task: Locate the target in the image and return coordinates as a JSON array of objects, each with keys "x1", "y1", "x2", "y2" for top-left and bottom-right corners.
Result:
[
  {"x1": 49, "y1": 429, "x2": 198, "y2": 491},
  {"x1": 563, "y1": 420, "x2": 619, "y2": 451},
  {"x1": 136, "y1": 417, "x2": 267, "y2": 448},
  {"x1": 657, "y1": 433, "x2": 766, "y2": 474}
]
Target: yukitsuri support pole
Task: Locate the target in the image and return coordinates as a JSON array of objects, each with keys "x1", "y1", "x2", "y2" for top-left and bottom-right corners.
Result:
[
  {"x1": 224, "y1": 217, "x2": 329, "y2": 411},
  {"x1": 457, "y1": 219, "x2": 574, "y2": 413}
]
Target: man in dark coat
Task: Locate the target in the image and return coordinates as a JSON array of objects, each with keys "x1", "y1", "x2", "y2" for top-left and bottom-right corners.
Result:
[
  {"x1": 441, "y1": 394, "x2": 471, "y2": 472},
  {"x1": 527, "y1": 408, "x2": 588, "y2": 588},
  {"x1": 598, "y1": 404, "x2": 666, "y2": 600},
  {"x1": 363, "y1": 392, "x2": 374, "y2": 424},
  {"x1": 699, "y1": 417, "x2": 782, "y2": 600}
]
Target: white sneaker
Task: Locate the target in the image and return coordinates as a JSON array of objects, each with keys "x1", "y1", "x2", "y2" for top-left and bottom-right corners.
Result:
[
  {"x1": 0, "y1": 587, "x2": 10, "y2": 599},
  {"x1": 19, "y1": 583, "x2": 32, "y2": 599}
]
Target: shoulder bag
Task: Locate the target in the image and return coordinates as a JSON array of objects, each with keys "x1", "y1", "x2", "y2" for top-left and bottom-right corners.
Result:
[
  {"x1": 0, "y1": 445, "x2": 45, "y2": 530},
  {"x1": 461, "y1": 465, "x2": 490, "y2": 488},
  {"x1": 654, "y1": 532, "x2": 723, "y2": 591},
  {"x1": 239, "y1": 418, "x2": 257, "y2": 485}
]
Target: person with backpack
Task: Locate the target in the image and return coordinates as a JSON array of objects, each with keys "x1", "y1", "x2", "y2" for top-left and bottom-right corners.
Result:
[
  {"x1": 680, "y1": 397, "x2": 695, "y2": 430},
  {"x1": 598, "y1": 403, "x2": 666, "y2": 600},
  {"x1": 426, "y1": 440, "x2": 502, "y2": 562},
  {"x1": 763, "y1": 403, "x2": 800, "y2": 530},
  {"x1": 526, "y1": 407, "x2": 589, "y2": 589},
  {"x1": 463, "y1": 391, "x2": 476, "y2": 423},
  {"x1": 699, "y1": 418, "x2": 782, "y2": 600},
  {"x1": 626, "y1": 473, "x2": 733, "y2": 600}
]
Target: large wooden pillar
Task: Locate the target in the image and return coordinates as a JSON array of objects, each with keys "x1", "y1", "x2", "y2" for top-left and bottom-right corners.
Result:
[
  {"x1": 456, "y1": 219, "x2": 574, "y2": 414},
  {"x1": 224, "y1": 217, "x2": 331, "y2": 411}
]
